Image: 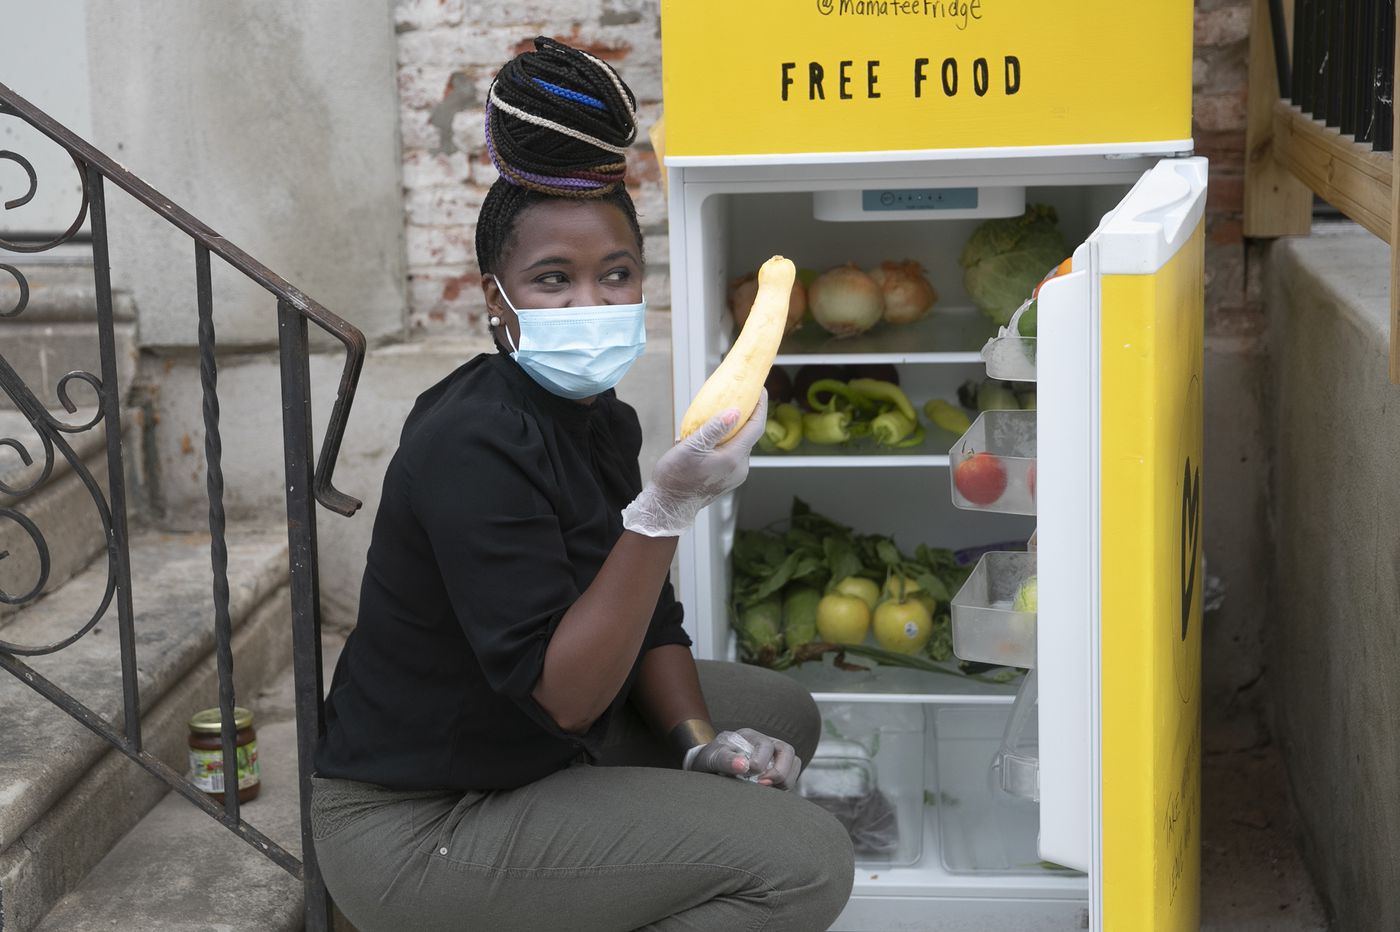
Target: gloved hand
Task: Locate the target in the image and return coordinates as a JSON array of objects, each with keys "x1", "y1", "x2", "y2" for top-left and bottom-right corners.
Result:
[
  {"x1": 683, "y1": 727, "x2": 801, "y2": 790},
  {"x1": 621, "y1": 390, "x2": 768, "y2": 538}
]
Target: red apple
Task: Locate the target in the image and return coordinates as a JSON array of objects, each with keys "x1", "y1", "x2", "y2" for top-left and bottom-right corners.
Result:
[{"x1": 954, "y1": 452, "x2": 1008, "y2": 506}]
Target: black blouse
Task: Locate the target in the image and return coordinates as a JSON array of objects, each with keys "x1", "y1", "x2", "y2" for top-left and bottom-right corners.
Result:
[{"x1": 314, "y1": 351, "x2": 691, "y2": 791}]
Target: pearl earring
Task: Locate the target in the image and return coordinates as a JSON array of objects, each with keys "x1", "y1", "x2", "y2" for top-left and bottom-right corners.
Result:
[{"x1": 489, "y1": 315, "x2": 501, "y2": 327}]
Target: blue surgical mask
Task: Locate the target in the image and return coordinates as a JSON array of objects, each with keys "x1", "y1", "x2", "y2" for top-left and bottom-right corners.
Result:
[{"x1": 492, "y1": 279, "x2": 647, "y2": 400}]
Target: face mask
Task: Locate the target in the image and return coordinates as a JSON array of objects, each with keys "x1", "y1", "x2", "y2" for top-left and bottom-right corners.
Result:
[{"x1": 492, "y1": 279, "x2": 647, "y2": 400}]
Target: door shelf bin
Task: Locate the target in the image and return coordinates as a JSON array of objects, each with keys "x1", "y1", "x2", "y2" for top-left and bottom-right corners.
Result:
[
  {"x1": 951, "y1": 551, "x2": 1037, "y2": 669},
  {"x1": 981, "y1": 335, "x2": 1037, "y2": 382},
  {"x1": 801, "y1": 703, "x2": 926, "y2": 867},
  {"x1": 949, "y1": 410, "x2": 1037, "y2": 515}
]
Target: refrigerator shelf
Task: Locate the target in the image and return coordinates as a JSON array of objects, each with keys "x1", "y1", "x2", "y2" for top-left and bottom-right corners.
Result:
[
  {"x1": 771, "y1": 306, "x2": 998, "y2": 365},
  {"x1": 949, "y1": 409, "x2": 1037, "y2": 516},
  {"x1": 981, "y1": 335, "x2": 1038, "y2": 382},
  {"x1": 776, "y1": 651, "x2": 1023, "y2": 701},
  {"x1": 951, "y1": 551, "x2": 1038, "y2": 670},
  {"x1": 752, "y1": 454, "x2": 949, "y2": 469}
]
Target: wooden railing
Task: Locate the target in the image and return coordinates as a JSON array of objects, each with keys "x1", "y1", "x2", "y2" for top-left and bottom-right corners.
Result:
[{"x1": 1245, "y1": 0, "x2": 1400, "y2": 381}]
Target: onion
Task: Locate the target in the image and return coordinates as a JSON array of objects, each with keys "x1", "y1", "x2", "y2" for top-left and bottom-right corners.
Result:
[
  {"x1": 870, "y1": 260, "x2": 938, "y2": 325},
  {"x1": 730, "y1": 273, "x2": 808, "y2": 333},
  {"x1": 808, "y1": 264, "x2": 883, "y2": 339}
]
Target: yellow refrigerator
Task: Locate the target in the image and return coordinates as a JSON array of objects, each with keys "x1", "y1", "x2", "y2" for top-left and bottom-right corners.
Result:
[{"x1": 660, "y1": 2, "x2": 1205, "y2": 928}]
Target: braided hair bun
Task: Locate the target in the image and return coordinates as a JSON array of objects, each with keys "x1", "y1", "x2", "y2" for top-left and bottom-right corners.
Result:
[
  {"x1": 476, "y1": 37, "x2": 644, "y2": 273},
  {"x1": 486, "y1": 36, "x2": 637, "y2": 196}
]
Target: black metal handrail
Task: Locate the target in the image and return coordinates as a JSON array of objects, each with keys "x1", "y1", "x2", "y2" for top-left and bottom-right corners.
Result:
[
  {"x1": 1285, "y1": 0, "x2": 1396, "y2": 149},
  {"x1": 0, "y1": 80, "x2": 366, "y2": 931}
]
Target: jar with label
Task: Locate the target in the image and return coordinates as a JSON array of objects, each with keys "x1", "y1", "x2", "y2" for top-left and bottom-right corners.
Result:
[{"x1": 187, "y1": 706, "x2": 260, "y2": 803}]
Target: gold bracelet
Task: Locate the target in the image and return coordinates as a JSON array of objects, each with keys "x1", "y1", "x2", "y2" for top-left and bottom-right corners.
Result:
[{"x1": 668, "y1": 718, "x2": 717, "y2": 756}]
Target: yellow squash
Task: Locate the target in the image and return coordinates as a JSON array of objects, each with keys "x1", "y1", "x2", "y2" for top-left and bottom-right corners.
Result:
[{"x1": 680, "y1": 255, "x2": 795, "y2": 442}]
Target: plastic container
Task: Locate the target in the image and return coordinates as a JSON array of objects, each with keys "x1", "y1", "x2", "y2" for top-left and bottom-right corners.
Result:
[
  {"x1": 948, "y1": 409, "x2": 1037, "y2": 515},
  {"x1": 800, "y1": 703, "x2": 925, "y2": 866},
  {"x1": 981, "y1": 334, "x2": 1037, "y2": 382},
  {"x1": 934, "y1": 704, "x2": 1072, "y2": 875},
  {"x1": 991, "y1": 668, "x2": 1041, "y2": 801},
  {"x1": 950, "y1": 551, "x2": 1037, "y2": 669}
]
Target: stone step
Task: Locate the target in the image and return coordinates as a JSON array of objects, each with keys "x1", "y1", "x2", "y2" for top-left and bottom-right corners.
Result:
[
  {"x1": 0, "y1": 256, "x2": 139, "y2": 323},
  {"x1": 0, "y1": 523, "x2": 292, "y2": 932},
  {"x1": 0, "y1": 406, "x2": 147, "y2": 626},
  {"x1": 33, "y1": 632, "x2": 349, "y2": 932},
  {"x1": 0, "y1": 257, "x2": 139, "y2": 413}
]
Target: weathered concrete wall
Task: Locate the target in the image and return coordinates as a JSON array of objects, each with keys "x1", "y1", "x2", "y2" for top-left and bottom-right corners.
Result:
[
  {"x1": 83, "y1": 0, "x2": 407, "y2": 347},
  {"x1": 1, "y1": 0, "x2": 94, "y2": 237},
  {"x1": 1267, "y1": 229, "x2": 1400, "y2": 932}
]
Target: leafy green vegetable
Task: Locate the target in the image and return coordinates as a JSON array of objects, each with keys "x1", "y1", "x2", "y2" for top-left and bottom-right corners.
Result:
[
  {"x1": 925, "y1": 613, "x2": 955, "y2": 662},
  {"x1": 737, "y1": 598, "x2": 783, "y2": 665},
  {"x1": 961, "y1": 205, "x2": 1068, "y2": 326},
  {"x1": 823, "y1": 537, "x2": 865, "y2": 589},
  {"x1": 782, "y1": 585, "x2": 821, "y2": 649},
  {"x1": 727, "y1": 497, "x2": 1022, "y2": 681}
]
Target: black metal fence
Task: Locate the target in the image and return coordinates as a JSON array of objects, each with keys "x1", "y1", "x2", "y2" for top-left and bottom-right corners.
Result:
[
  {"x1": 1284, "y1": 0, "x2": 1397, "y2": 149},
  {"x1": 0, "y1": 81, "x2": 365, "y2": 931}
]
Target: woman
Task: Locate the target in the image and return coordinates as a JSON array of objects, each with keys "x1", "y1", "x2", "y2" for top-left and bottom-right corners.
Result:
[{"x1": 310, "y1": 37, "x2": 855, "y2": 932}]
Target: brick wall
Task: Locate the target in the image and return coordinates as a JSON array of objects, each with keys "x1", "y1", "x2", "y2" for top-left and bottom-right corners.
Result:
[
  {"x1": 395, "y1": 0, "x2": 1257, "y2": 335},
  {"x1": 394, "y1": 0, "x2": 667, "y2": 332},
  {"x1": 1194, "y1": 0, "x2": 1263, "y2": 341}
]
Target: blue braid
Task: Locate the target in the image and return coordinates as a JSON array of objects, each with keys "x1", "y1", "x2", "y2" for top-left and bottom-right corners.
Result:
[{"x1": 531, "y1": 77, "x2": 607, "y2": 111}]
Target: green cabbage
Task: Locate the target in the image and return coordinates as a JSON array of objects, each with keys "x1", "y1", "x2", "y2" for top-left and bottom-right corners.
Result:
[{"x1": 960, "y1": 205, "x2": 1068, "y2": 326}]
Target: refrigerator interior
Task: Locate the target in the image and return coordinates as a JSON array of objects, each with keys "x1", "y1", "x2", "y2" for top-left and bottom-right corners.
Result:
[{"x1": 679, "y1": 177, "x2": 1133, "y2": 911}]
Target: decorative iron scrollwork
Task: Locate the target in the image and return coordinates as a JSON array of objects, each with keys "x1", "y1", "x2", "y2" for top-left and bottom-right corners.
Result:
[
  {"x1": 0, "y1": 423, "x2": 54, "y2": 497},
  {"x1": 0, "y1": 105, "x2": 91, "y2": 253},
  {"x1": 0, "y1": 263, "x2": 28, "y2": 318},
  {"x1": 0, "y1": 111, "x2": 117, "y2": 655},
  {"x1": 0, "y1": 385, "x2": 119, "y2": 655},
  {"x1": 45, "y1": 370, "x2": 107, "y2": 433},
  {"x1": 0, "y1": 507, "x2": 51, "y2": 606}
]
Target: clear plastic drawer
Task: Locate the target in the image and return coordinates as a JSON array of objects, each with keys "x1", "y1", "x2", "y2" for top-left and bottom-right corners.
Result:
[{"x1": 799, "y1": 703, "x2": 925, "y2": 867}]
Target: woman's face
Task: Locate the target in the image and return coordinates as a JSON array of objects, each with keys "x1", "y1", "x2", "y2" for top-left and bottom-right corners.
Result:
[{"x1": 482, "y1": 199, "x2": 643, "y2": 352}]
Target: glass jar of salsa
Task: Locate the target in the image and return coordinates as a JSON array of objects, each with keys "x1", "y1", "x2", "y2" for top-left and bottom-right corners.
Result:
[{"x1": 187, "y1": 706, "x2": 260, "y2": 803}]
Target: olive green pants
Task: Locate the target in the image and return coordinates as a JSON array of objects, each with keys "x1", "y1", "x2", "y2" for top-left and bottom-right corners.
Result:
[{"x1": 311, "y1": 660, "x2": 855, "y2": 932}]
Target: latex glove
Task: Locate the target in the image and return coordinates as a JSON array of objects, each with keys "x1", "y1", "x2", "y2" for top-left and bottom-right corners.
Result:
[
  {"x1": 683, "y1": 727, "x2": 800, "y2": 790},
  {"x1": 621, "y1": 390, "x2": 768, "y2": 538}
]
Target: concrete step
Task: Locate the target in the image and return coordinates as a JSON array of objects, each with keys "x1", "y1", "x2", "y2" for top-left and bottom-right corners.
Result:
[
  {"x1": 0, "y1": 523, "x2": 292, "y2": 932},
  {"x1": 0, "y1": 257, "x2": 139, "y2": 413},
  {"x1": 34, "y1": 632, "x2": 348, "y2": 932},
  {"x1": 0, "y1": 405, "x2": 147, "y2": 626}
]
